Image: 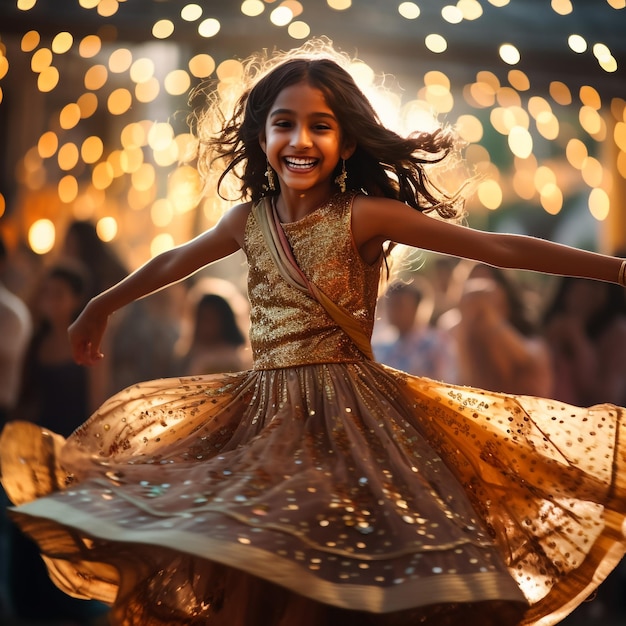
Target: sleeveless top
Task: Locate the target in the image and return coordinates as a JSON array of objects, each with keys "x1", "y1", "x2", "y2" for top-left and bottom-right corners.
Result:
[{"x1": 243, "y1": 193, "x2": 382, "y2": 369}]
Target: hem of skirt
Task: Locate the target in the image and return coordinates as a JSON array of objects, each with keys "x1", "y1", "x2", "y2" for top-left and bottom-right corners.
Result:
[{"x1": 11, "y1": 499, "x2": 526, "y2": 613}]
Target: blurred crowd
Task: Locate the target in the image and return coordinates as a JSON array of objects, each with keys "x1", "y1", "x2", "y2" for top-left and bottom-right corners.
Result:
[{"x1": 0, "y1": 223, "x2": 625, "y2": 624}]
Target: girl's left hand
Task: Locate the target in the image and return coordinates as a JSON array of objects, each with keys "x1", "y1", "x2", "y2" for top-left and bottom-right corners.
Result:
[{"x1": 68, "y1": 300, "x2": 108, "y2": 366}]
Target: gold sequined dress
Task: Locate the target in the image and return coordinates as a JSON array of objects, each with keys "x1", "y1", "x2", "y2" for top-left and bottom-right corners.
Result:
[{"x1": 2, "y1": 194, "x2": 626, "y2": 626}]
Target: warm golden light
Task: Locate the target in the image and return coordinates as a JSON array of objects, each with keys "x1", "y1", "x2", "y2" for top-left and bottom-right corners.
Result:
[
  {"x1": 581, "y1": 156, "x2": 603, "y2": 187},
  {"x1": 579, "y1": 106, "x2": 603, "y2": 136},
  {"x1": 499, "y1": 43, "x2": 520, "y2": 65},
  {"x1": 132, "y1": 163, "x2": 156, "y2": 191},
  {"x1": 535, "y1": 111, "x2": 559, "y2": 140},
  {"x1": 539, "y1": 183, "x2": 563, "y2": 215},
  {"x1": 198, "y1": 18, "x2": 221, "y2": 37},
  {"x1": 17, "y1": 0, "x2": 37, "y2": 10},
  {"x1": 456, "y1": 115, "x2": 483, "y2": 143},
  {"x1": 614, "y1": 122, "x2": 626, "y2": 152},
  {"x1": 121, "y1": 122, "x2": 148, "y2": 149},
  {"x1": 441, "y1": 5, "x2": 463, "y2": 24},
  {"x1": 568, "y1": 34, "x2": 587, "y2": 54},
  {"x1": 551, "y1": 0, "x2": 572, "y2": 15},
  {"x1": 188, "y1": 54, "x2": 215, "y2": 78},
  {"x1": 84, "y1": 65, "x2": 108, "y2": 90},
  {"x1": 508, "y1": 69, "x2": 530, "y2": 91},
  {"x1": 58, "y1": 142, "x2": 79, "y2": 171},
  {"x1": 168, "y1": 165, "x2": 201, "y2": 213},
  {"x1": 151, "y1": 198, "x2": 174, "y2": 227},
  {"x1": 164, "y1": 69, "x2": 191, "y2": 96},
  {"x1": 327, "y1": 0, "x2": 352, "y2": 9},
  {"x1": 135, "y1": 78, "x2": 160, "y2": 103},
  {"x1": 109, "y1": 48, "x2": 133, "y2": 73},
  {"x1": 588, "y1": 188, "x2": 610, "y2": 221},
  {"x1": 52, "y1": 32, "x2": 73, "y2": 54},
  {"x1": 398, "y1": 2, "x2": 420, "y2": 19},
  {"x1": 78, "y1": 35, "x2": 101, "y2": 59},
  {"x1": 153, "y1": 19, "x2": 175, "y2": 39},
  {"x1": 181, "y1": 3, "x2": 203, "y2": 21},
  {"x1": 107, "y1": 88, "x2": 133, "y2": 115},
  {"x1": 241, "y1": 0, "x2": 265, "y2": 17},
  {"x1": 58, "y1": 175, "x2": 79, "y2": 203},
  {"x1": 120, "y1": 147, "x2": 144, "y2": 174},
  {"x1": 92, "y1": 162, "x2": 115, "y2": 190},
  {"x1": 148, "y1": 122, "x2": 175, "y2": 151},
  {"x1": 458, "y1": 0, "x2": 483, "y2": 20},
  {"x1": 508, "y1": 126, "x2": 533, "y2": 158},
  {"x1": 96, "y1": 216, "x2": 118, "y2": 242},
  {"x1": 565, "y1": 138, "x2": 588, "y2": 169},
  {"x1": 97, "y1": 0, "x2": 120, "y2": 18},
  {"x1": 60, "y1": 103, "x2": 81, "y2": 130},
  {"x1": 38, "y1": 132, "x2": 59, "y2": 159},
  {"x1": 38, "y1": 66, "x2": 60, "y2": 92},
  {"x1": 288, "y1": 21, "x2": 311, "y2": 39},
  {"x1": 4, "y1": 0, "x2": 623, "y2": 245},
  {"x1": 31, "y1": 48, "x2": 52, "y2": 73},
  {"x1": 21, "y1": 31, "x2": 40, "y2": 52},
  {"x1": 151, "y1": 233, "x2": 175, "y2": 257},
  {"x1": 270, "y1": 6, "x2": 293, "y2": 26},
  {"x1": 425, "y1": 34, "x2": 447, "y2": 54},
  {"x1": 29, "y1": 219, "x2": 56, "y2": 255},
  {"x1": 81, "y1": 136, "x2": 104, "y2": 164},
  {"x1": 477, "y1": 179, "x2": 502, "y2": 210},
  {"x1": 130, "y1": 58, "x2": 155, "y2": 83},
  {"x1": 549, "y1": 81, "x2": 572, "y2": 105}
]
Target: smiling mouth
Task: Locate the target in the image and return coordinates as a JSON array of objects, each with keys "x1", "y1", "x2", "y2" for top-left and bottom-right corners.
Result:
[{"x1": 284, "y1": 157, "x2": 318, "y2": 170}]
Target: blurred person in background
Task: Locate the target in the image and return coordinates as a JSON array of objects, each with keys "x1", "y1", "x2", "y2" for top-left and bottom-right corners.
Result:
[
  {"x1": 0, "y1": 234, "x2": 32, "y2": 621},
  {"x1": 173, "y1": 277, "x2": 251, "y2": 376},
  {"x1": 63, "y1": 220, "x2": 128, "y2": 298},
  {"x1": 13, "y1": 261, "x2": 109, "y2": 433},
  {"x1": 9, "y1": 260, "x2": 109, "y2": 624},
  {"x1": 542, "y1": 276, "x2": 626, "y2": 407},
  {"x1": 0, "y1": 235, "x2": 32, "y2": 428},
  {"x1": 63, "y1": 219, "x2": 182, "y2": 393},
  {"x1": 441, "y1": 263, "x2": 553, "y2": 397},
  {"x1": 374, "y1": 278, "x2": 458, "y2": 382}
]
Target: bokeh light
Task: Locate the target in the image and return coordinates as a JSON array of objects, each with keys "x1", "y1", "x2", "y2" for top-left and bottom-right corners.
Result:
[{"x1": 1, "y1": 0, "x2": 624, "y2": 268}]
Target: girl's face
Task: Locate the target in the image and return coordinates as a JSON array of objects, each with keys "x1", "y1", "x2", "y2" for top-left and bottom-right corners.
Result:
[{"x1": 260, "y1": 81, "x2": 354, "y2": 195}]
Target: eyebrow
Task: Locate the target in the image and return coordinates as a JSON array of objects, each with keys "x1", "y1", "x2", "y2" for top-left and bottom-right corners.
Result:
[{"x1": 269, "y1": 108, "x2": 337, "y2": 121}]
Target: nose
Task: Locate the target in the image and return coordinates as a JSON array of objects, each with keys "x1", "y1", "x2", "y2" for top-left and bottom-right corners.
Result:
[{"x1": 290, "y1": 124, "x2": 312, "y2": 149}]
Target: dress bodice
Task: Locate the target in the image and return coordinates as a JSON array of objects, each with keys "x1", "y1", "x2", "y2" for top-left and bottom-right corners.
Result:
[{"x1": 243, "y1": 193, "x2": 382, "y2": 369}]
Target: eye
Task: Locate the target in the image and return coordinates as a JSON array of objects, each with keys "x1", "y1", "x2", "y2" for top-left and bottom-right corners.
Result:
[{"x1": 272, "y1": 119, "x2": 292, "y2": 128}]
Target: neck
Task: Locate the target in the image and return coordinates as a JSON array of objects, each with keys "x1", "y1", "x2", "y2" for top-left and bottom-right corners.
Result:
[{"x1": 274, "y1": 187, "x2": 335, "y2": 223}]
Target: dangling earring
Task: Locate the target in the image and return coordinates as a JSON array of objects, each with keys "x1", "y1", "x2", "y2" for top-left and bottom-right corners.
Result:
[
  {"x1": 335, "y1": 159, "x2": 347, "y2": 193},
  {"x1": 264, "y1": 161, "x2": 276, "y2": 192}
]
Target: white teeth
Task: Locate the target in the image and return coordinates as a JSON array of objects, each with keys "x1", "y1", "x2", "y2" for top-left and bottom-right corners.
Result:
[{"x1": 285, "y1": 157, "x2": 317, "y2": 169}]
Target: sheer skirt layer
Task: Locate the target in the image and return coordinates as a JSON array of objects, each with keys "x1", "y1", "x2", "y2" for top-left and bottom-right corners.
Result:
[{"x1": 1, "y1": 362, "x2": 625, "y2": 625}]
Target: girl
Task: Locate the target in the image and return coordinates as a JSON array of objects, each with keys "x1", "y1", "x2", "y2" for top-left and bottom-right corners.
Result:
[{"x1": 1, "y1": 41, "x2": 626, "y2": 626}]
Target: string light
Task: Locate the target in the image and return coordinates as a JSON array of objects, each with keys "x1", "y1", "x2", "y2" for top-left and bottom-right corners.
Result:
[{"x1": 0, "y1": 0, "x2": 623, "y2": 261}]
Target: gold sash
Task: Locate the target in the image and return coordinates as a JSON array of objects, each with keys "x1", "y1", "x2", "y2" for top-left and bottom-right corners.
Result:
[{"x1": 253, "y1": 197, "x2": 374, "y2": 360}]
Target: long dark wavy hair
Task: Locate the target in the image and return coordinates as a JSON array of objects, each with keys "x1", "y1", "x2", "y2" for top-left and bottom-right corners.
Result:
[{"x1": 191, "y1": 39, "x2": 466, "y2": 220}]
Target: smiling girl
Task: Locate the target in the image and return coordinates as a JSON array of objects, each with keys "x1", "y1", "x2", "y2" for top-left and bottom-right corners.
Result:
[{"x1": 1, "y1": 40, "x2": 625, "y2": 626}]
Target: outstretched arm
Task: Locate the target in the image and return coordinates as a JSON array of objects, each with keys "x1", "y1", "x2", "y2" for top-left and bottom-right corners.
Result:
[
  {"x1": 352, "y1": 196, "x2": 625, "y2": 285},
  {"x1": 69, "y1": 203, "x2": 250, "y2": 366}
]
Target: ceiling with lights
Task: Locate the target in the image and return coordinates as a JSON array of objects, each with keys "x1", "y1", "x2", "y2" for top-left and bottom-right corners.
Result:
[{"x1": 0, "y1": 0, "x2": 624, "y2": 263}]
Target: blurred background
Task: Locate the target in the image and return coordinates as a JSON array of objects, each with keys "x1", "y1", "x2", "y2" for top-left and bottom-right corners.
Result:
[{"x1": 0, "y1": 0, "x2": 625, "y2": 624}]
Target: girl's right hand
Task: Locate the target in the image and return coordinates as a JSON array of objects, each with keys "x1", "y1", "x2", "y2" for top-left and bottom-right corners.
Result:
[{"x1": 68, "y1": 300, "x2": 108, "y2": 366}]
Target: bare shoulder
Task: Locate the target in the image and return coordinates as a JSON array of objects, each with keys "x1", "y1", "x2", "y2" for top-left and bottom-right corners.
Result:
[
  {"x1": 218, "y1": 201, "x2": 253, "y2": 244},
  {"x1": 351, "y1": 194, "x2": 443, "y2": 246}
]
